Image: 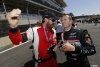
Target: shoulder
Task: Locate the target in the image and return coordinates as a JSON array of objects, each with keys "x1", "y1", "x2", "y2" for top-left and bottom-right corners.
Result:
[
  {"x1": 33, "y1": 26, "x2": 41, "y2": 29},
  {"x1": 76, "y1": 28, "x2": 90, "y2": 39},
  {"x1": 72, "y1": 28, "x2": 88, "y2": 37},
  {"x1": 73, "y1": 27, "x2": 88, "y2": 33},
  {"x1": 27, "y1": 26, "x2": 41, "y2": 32}
]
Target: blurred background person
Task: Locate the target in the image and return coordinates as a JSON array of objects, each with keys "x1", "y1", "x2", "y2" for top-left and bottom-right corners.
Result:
[{"x1": 55, "y1": 21, "x2": 63, "y2": 43}]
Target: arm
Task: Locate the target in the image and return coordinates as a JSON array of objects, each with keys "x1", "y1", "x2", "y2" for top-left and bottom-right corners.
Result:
[
  {"x1": 6, "y1": 9, "x2": 33, "y2": 45},
  {"x1": 8, "y1": 27, "x2": 23, "y2": 45},
  {"x1": 8, "y1": 27, "x2": 33, "y2": 45},
  {"x1": 75, "y1": 30, "x2": 96, "y2": 56}
]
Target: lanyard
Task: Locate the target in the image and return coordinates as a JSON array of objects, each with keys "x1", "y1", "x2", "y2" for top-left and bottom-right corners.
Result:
[{"x1": 44, "y1": 28, "x2": 49, "y2": 42}]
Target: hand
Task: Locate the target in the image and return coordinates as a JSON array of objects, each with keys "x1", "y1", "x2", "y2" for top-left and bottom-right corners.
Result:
[
  {"x1": 60, "y1": 42, "x2": 75, "y2": 52},
  {"x1": 6, "y1": 8, "x2": 21, "y2": 28},
  {"x1": 53, "y1": 45, "x2": 58, "y2": 51}
]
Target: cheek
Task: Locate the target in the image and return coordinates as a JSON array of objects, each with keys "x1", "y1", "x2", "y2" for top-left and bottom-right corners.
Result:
[
  {"x1": 47, "y1": 23, "x2": 50, "y2": 26},
  {"x1": 61, "y1": 22, "x2": 65, "y2": 26},
  {"x1": 47, "y1": 22, "x2": 52, "y2": 27},
  {"x1": 62, "y1": 22, "x2": 66, "y2": 27},
  {"x1": 49, "y1": 21, "x2": 53, "y2": 25},
  {"x1": 63, "y1": 21, "x2": 67, "y2": 25}
]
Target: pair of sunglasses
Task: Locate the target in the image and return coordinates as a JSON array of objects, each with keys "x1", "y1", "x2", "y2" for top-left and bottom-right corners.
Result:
[{"x1": 49, "y1": 18, "x2": 56, "y2": 22}]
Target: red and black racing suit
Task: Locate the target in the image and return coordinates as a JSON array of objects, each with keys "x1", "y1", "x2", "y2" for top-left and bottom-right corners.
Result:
[{"x1": 60, "y1": 27, "x2": 96, "y2": 67}]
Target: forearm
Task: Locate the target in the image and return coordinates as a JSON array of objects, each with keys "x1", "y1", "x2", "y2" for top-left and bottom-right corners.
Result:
[
  {"x1": 8, "y1": 27, "x2": 28, "y2": 45},
  {"x1": 75, "y1": 45, "x2": 96, "y2": 56}
]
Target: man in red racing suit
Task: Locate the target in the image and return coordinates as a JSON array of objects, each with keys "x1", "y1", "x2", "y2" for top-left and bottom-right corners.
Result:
[{"x1": 7, "y1": 9, "x2": 58, "y2": 67}]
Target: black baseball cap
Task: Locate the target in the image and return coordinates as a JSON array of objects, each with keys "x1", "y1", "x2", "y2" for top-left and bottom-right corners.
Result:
[
  {"x1": 42, "y1": 12, "x2": 57, "y2": 20},
  {"x1": 72, "y1": 17, "x2": 75, "y2": 21}
]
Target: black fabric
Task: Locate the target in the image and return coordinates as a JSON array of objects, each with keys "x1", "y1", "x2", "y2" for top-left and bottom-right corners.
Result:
[
  {"x1": 42, "y1": 12, "x2": 57, "y2": 20},
  {"x1": 61, "y1": 27, "x2": 96, "y2": 67},
  {"x1": 79, "y1": 30, "x2": 96, "y2": 56},
  {"x1": 56, "y1": 32, "x2": 62, "y2": 43},
  {"x1": 33, "y1": 55, "x2": 54, "y2": 63},
  {"x1": 32, "y1": 31, "x2": 34, "y2": 43},
  {"x1": 66, "y1": 56, "x2": 90, "y2": 67},
  {"x1": 21, "y1": 33, "x2": 28, "y2": 43},
  {"x1": 9, "y1": 27, "x2": 18, "y2": 33}
]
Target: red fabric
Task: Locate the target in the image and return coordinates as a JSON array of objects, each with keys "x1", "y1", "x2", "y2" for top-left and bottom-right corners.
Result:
[
  {"x1": 8, "y1": 26, "x2": 58, "y2": 67},
  {"x1": 45, "y1": 28, "x2": 57, "y2": 45},
  {"x1": 37, "y1": 57, "x2": 58, "y2": 67},
  {"x1": 37, "y1": 27, "x2": 57, "y2": 67},
  {"x1": 34, "y1": 23, "x2": 42, "y2": 27},
  {"x1": 8, "y1": 30, "x2": 22, "y2": 45},
  {"x1": 38, "y1": 27, "x2": 57, "y2": 59}
]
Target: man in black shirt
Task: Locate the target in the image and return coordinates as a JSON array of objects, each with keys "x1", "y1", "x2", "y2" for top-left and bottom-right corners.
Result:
[{"x1": 59, "y1": 14, "x2": 96, "y2": 67}]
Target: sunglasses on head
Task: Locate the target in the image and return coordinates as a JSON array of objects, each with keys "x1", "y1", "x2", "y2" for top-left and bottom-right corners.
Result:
[{"x1": 48, "y1": 18, "x2": 56, "y2": 22}]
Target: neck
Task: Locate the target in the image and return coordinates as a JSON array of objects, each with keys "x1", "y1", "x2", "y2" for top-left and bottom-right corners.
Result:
[{"x1": 64, "y1": 25, "x2": 72, "y2": 31}]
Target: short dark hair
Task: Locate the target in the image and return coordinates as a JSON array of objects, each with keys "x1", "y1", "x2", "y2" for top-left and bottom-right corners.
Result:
[{"x1": 61, "y1": 14, "x2": 72, "y2": 20}]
